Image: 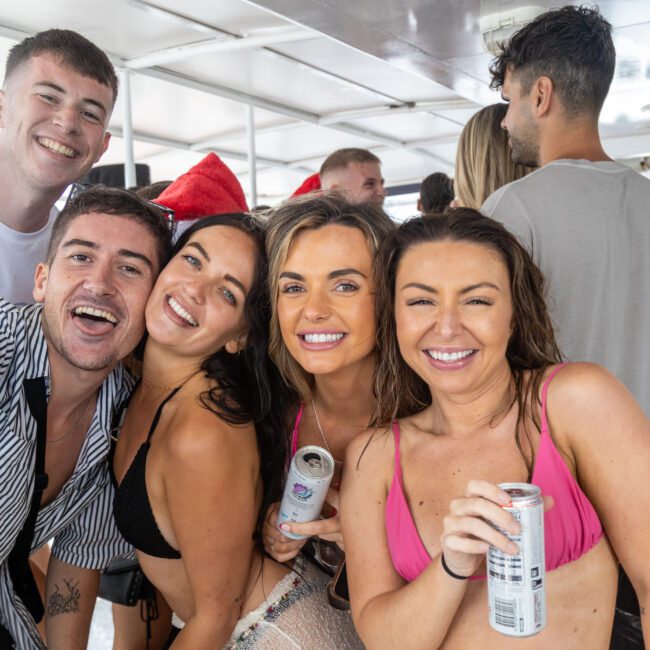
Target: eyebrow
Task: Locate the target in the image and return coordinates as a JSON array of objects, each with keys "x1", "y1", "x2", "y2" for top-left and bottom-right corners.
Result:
[
  {"x1": 187, "y1": 242, "x2": 247, "y2": 295},
  {"x1": 34, "y1": 81, "x2": 108, "y2": 115},
  {"x1": 62, "y1": 238, "x2": 153, "y2": 271},
  {"x1": 225, "y1": 274, "x2": 247, "y2": 296},
  {"x1": 280, "y1": 268, "x2": 367, "y2": 281},
  {"x1": 187, "y1": 241, "x2": 209, "y2": 261},
  {"x1": 400, "y1": 281, "x2": 501, "y2": 293}
]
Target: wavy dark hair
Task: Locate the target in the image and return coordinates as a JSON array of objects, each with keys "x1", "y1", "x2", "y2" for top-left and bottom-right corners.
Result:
[
  {"x1": 173, "y1": 214, "x2": 294, "y2": 548},
  {"x1": 489, "y1": 5, "x2": 615, "y2": 119},
  {"x1": 374, "y1": 209, "x2": 562, "y2": 474}
]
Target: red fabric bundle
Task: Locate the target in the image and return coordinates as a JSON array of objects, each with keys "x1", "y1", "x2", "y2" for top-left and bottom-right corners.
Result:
[{"x1": 157, "y1": 153, "x2": 249, "y2": 220}]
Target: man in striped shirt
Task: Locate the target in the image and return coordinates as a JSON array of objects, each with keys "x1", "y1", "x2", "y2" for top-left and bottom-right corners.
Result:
[{"x1": 0, "y1": 186, "x2": 171, "y2": 648}]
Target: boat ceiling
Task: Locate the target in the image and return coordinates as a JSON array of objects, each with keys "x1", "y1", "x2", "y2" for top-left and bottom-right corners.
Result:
[{"x1": 1, "y1": 0, "x2": 648, "y2": 203}]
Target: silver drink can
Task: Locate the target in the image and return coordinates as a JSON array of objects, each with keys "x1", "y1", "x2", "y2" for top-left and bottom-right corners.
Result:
[
  {"x1": 277, "y1": 445, "x2": 335, "y2": 540},
  {"x1": 487, "y1": 482, "x2": 546, "y2": 637}
]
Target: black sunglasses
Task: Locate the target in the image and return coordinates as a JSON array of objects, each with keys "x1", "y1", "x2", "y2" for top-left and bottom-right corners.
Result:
[{"x1": 65, "y1": 182, "x2": 176, "y2": 234}]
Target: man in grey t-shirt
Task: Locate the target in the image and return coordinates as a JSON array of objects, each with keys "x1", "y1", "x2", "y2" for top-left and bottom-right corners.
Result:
[
  {"x1": 481, "y1": 7, "x2": 649, "y2": 645},
  {"x1": 482, "y1": 6, "x2": 649, "y2": 417}
]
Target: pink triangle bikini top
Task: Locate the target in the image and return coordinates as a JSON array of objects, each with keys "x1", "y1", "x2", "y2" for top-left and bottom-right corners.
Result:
[{"x1": 385, "y1": 364, "x2": 603, "y2": 582}]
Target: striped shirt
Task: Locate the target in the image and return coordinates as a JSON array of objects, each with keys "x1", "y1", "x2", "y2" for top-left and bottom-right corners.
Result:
[{"x1": 0, "y1": 298, "x2": 133, "y2": 648}]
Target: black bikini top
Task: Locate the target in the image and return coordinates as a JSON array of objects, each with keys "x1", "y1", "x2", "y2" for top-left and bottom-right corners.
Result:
[{"x1": 111, "y1": 381, "x2": 182, "y2": 560}]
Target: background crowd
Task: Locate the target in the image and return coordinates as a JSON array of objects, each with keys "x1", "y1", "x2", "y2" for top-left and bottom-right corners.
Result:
[{"x1": 0, "y1": 4, "x2": 648, "y2": 650}]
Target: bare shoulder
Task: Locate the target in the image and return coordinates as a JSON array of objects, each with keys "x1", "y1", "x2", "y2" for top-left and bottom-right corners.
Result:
[
  {"x1": 163, "y1": 389, "x2": 257, "y2": 468},
  {"x1": 544, "y1": 362, "x2": 634, "y2": 411},
  {"x1": 345, "y1": 422, "x2": 395, "y2": 471},
  {"x1": 543, "y1": 362, "x2": 647, "y2": 446}
]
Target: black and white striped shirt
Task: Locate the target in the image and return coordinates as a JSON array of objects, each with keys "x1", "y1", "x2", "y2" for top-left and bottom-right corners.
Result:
[{"x1": 0, "y1": 298, "x2": 133, "y2": 648}]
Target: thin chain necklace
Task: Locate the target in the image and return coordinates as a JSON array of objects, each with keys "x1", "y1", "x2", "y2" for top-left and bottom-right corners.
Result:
[
  {"x1": 47, "y1": 397, "x2": 94, "y2": 445},
  {"x1": 141, "y1": 375, "x2": 179, "y2": 392},
  {"x1": 310, "y1": 396, "x2": 332, "y2": 452}
]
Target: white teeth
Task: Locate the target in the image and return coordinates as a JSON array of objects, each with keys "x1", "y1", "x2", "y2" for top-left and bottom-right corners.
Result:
[
  {"x1": 73, "y1": 306, "x2": 118, "y2": 324},
  {"x1": 303, "y1": 333, "x2": 344, "y2": 343},
  {"x1": 168, "y1": 296, "x2": 198, "y2": 327},
  {"x1": 38, "y1": 137, "x2": 76, "y2": 158},
  {"x1": 427, "y1": 349, "x2": 474, "y2": 362}
]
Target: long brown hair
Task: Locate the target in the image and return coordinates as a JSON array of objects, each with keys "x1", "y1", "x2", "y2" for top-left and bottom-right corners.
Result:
[
  {"x1": 374, "y1": 209, "x2": 562, "y2": 472},
  {"x1": 266, "y1": 192, "x2": 396, "y2": 400}
]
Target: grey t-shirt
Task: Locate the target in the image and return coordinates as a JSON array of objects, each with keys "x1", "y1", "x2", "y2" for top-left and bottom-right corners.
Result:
[{"x1": 482, "y1": 159, "x2": 649, "y2": 416}]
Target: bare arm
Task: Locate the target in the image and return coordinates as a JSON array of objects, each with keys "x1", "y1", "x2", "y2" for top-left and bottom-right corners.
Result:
[
  {"x1": 163, "y1": 410, "x2": 259, "y2": 649},
  {"x1": 340, "y1": 430, "x2": 517, "y2": 649},
  {"x1": 548, "y1": 363, "x2": 650, "y2": 647},
  {"x1": 44, "y1": 557, "x2": 98, "y2": 650}
]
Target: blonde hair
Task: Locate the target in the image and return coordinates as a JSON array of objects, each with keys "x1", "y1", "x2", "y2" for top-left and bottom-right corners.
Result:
[
  {"x1": 266, "y1": 192, "x2": 395, "y2": 399},
  {"x1": 454, "y1": 104, "x2": 535, "y2": 209}
]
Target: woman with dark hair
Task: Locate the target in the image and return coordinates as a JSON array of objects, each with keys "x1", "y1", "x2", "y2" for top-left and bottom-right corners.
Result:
[
  {"x1": 111, "y1": 214, "x2": 353, "y2": 648},
  {"x1": 341, "y1": 210, "x2": 650, "y2": 648}
]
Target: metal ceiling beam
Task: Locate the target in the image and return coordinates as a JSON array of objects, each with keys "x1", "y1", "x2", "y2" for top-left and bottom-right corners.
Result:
[
  {"x1": 125, "y1": 28, "x2": 319, "y2": 69},
  {"x1": 122, "y1": 1, "x2": 411, "y2": 105},
  {"x1": 124, "y1": 0, "x2": 230, "y2": 37},
  {"x1": 185, "y1": 100, "x2": 471, "y2": 150},
  {"x1": 0, "y1": 20, "x2": 453, "y2": 165},
  {"x1": 317, "y1": 99, "x2": 476, "y2": 125},
  {"x1": 191, "y1": 120, "x2": 299, "y2": 149},
  {"x1": 110, "y1": 127, "x2": 315, "y2": 174},
  {"x1": 136, "y1": 65, "x2": 322, "y2": 123}
]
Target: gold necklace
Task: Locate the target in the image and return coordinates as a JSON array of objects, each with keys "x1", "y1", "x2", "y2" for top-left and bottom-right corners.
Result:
[
  {"x1": 46, "y1": 397, "x2": 94, "y2": 445},
  {"x1": 141, "y1": 375, "x2": 177, "y2": 392}
]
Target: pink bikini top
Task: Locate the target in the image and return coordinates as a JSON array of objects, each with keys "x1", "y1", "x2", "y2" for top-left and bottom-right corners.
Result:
[
  {"x1": 386, "y1": 364, "x2": 603, "y2": 583},
  {"x1": 290, "y1": 404, "x2": 303, "y2": 457}
]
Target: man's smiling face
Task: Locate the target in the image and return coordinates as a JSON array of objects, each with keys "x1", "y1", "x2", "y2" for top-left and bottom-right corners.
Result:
[
  {"x1": 0, "y1": 52, "x2": 113, "y2": 193},
  {"x1": 33, "y1": 212, "x2": 159, "y2": 373}
]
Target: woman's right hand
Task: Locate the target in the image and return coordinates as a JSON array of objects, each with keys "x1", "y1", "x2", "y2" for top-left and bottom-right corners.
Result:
[
  {"x1": 440, "y1": 480, "x2": 520, "y2": 579},
  {"x1": 263, "y1": 502, "x2": 308, "y2": 562}
]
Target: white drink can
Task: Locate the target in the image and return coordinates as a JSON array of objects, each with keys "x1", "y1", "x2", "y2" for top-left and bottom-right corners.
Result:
[
  {"x1": 487, "y1": 482, "x2": 546, "y2": 637},
  {"x1": 277, "y1": 445, "x2": 335, "y2": 540}
]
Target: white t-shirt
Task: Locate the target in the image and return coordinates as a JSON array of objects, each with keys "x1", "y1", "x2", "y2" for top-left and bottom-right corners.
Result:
[
  {"x1": 0, "y1": 206, "x2": 58, "y2": 305},
  {"x1": 482, "y1": 159, "x2": 650, "y2": 416}
]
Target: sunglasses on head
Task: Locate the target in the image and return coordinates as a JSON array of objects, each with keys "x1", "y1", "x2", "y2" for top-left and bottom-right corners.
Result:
[{"x1": 65, "y1": 182, "x2": 176, "y2": 234}]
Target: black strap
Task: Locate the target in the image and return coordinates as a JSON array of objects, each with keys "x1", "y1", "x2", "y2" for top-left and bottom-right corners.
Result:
[
  {"x1": 6, "y1": 378, "x2": 49, "y2": 625},
  {"x1": 146, "y1": 384, "x2": 182, "y2": 443}
]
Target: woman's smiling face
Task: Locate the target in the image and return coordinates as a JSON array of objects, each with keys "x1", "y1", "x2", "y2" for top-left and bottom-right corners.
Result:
[
  {"x1": 277, "y1": 224, "x2": 376, "y2": 378},
  {"x1": 145, "y1": 224, "x2": 257, "y2": 360},
  {"x1": 394, "y1": 239, "x2": 514, "y2": 397}
]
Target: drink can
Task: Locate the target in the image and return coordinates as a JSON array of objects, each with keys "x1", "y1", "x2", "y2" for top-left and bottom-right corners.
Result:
[
  {"x1": 487, "y1": 482, "x2": 546, "y2": 637},
  {"x1": 277, "y1": 445, "x2": 335, "y2": 540}
]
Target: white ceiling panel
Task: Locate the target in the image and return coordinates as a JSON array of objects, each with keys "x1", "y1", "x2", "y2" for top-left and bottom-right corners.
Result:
[{"x1": 0, "y1": 0, "x2": 648, "y2": 200}]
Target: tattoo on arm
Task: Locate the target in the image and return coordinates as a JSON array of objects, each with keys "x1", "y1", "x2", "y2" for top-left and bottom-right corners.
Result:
[
  {"x1": 47, "y1": 578, "x2": 81, "y2": 617},
  {"x1": 641, "y1": 606, "x2": 646, "y2": 616}
]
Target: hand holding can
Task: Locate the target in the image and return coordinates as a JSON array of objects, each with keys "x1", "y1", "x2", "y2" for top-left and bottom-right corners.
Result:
[{"x1": 487, "y1": 483, "x2": 546, "y2": 637}]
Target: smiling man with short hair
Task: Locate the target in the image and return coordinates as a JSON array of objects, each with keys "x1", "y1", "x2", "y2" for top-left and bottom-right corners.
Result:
[
  {"x1": 0, "y1": 186, "x2": 171, "y2": 649},
  {"x1": 0, "y1": 29, "x2": 117, "y2": 304}
]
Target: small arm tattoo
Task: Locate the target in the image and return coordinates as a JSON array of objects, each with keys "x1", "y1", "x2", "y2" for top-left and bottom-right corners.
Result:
[{"x1": 47, "y1": 578, "x2": 81, "y2": 617}]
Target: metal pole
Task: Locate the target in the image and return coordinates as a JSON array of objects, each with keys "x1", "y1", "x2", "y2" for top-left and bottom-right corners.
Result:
[
  {"x1": 119, "y1": 69, "x2": 137, "y2": 188},
  {"x1": 245, "y1": 104, "x2": 257, "y2": 207}
]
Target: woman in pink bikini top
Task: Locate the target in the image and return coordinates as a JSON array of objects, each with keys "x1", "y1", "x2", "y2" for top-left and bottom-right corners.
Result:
[
  {"x1": 341, "y1": 211, "x2": 650, "y2": 649},
  {"x1": 261, "y1": 195, "x2": 395, "y2": 581}
]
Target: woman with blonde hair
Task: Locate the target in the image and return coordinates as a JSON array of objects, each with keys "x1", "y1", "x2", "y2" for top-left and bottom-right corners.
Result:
[
  {"x1": 262, "y1": 193, "x2": 394, "y2": 627},
  {"x1": 454, "y1": 103, "x2": 535, "y2": 209}
]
